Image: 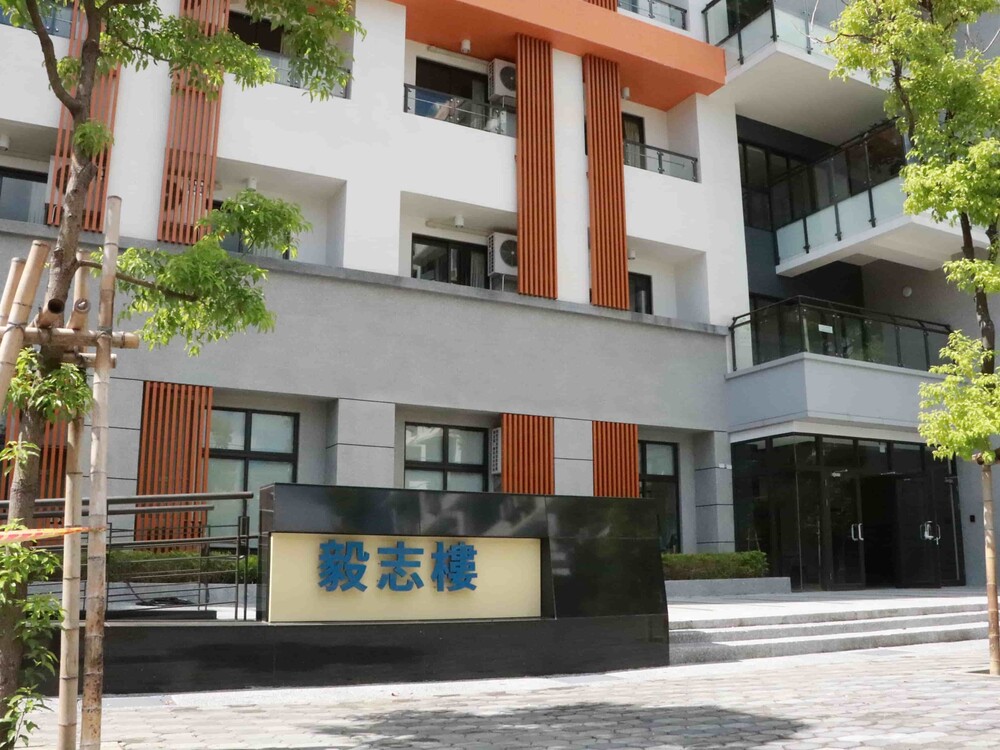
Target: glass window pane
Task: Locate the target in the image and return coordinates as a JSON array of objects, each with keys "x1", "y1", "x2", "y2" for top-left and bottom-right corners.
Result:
[
  {"x1": 250, "y1": 413, "x2": 295, "y2": 454},
  {"x1": 772, "y1": 435, "x2": 816, "y2": 468},
  {"x1": 210, "y1": 410, "x2": 246, "y2": 450},
  {"x1": 448, "y1": 429, "x2": 485, "y2": 465},
  {"x1": 822, "y1": 437, "x2": 857, "y2": 470},
  {"x1": 446, "y1": 471, "x2": 485, "y2": 492},
  {"x1": 858, "y1": 440, "x2": 889, "y2": 474},
  {"x1": 644, "y1": 443, "x2": 676, "y2": 476},
  {"x1": 642, "y1": 478, "x2": 679, "y2": 553},
  {"x1": 206, "y1": 458, "x2": 245, "y2": 534},
  {"x1": 405, "y1": 469, "x2": 445, "y2": 490},
  {"x1": 247, "y1": 460, "x2": 293, "y2": 494},
  {"x1": 892, "y1": 443, "x2": 923, "y2": 474},
  {"x1": 406, "y1": 425, "x2": 444, "y2": 463}
]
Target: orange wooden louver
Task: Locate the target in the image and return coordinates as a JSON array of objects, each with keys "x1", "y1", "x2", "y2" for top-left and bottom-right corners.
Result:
[
  {"x1": 0, "y1": 411, "x2": 68, "y2": 530},
  {"x1": 592, "y1": 421, "x2": 639, "y2": 498},
  {"x1": 501, "y1": 413, "x2": 555, "y2": 495}
]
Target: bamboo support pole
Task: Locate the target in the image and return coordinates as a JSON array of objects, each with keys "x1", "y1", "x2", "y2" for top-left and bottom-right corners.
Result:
[
  {"x1": 0, "y1": 257, "x2": 26, "y2": 327},
  {"x1": 67, "y1": 300, "x2": 91, "y2": 332},
  {"x1": 35, "y1": 298, "x2": 67, "y2": 329},
  {"x1": 21, "y1": 327, "x2": 140, "y2": 350},
  {"x1": 80, "y1": 196, "x2": 121, "y2": 750},
  {"x1": 0, "y1": 241, "x2": 49, "y2": 406},
  {"x1": 57, "y1": 416, "x2": 84, "y2": 750},
  {"x1": 60, "y1": 353, "x2": 117, "y2": 369}
]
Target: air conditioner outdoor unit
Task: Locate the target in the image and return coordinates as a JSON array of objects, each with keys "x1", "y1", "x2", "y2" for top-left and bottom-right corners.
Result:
[
  {"x1": 488, "y1": 59, "x2": 516, "y2": 101},
  {"x1": 488, "y1": 233, "x2": 518, "y2": 277},
  {"x1": 489, "y1": 427, "x2": 502, "y2": 476}
]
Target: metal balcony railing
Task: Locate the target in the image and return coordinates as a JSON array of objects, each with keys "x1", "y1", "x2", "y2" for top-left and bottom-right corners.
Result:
[
  {"x1": 618, "y1": 0, "x2": 688, "y2": 31},
  {"x1": 730, "y1": 296, "x2": 952, "y2": 372},
  {"x1": 702, "y1": 0, "x2": 842, "y2": 69},
  {"x1": 1, "y1": 5, "x2": 73, "y2": 38},
  {"x1": 256, "y1": 50, "x2": 350, "y2": 96},
  {"x1": 0, "y1": 170, "x2": 47, "y2": 225},
  {"x1": 624, "y1": 141, "x2": 699, "y2": 182},
  {"x1": 403, "y1": 85, "x2": 517, "y2": 137}
]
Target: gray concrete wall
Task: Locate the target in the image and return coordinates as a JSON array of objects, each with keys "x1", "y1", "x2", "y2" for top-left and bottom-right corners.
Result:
[
  {"x1": 727, "y1": 353, "x2": 941, "y2": 434},
  {"x1": 554, "y1": 418, "x2": 593, "y2": 496}
]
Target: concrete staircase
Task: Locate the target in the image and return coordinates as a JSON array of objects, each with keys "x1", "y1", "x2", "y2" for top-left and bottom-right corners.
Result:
[{"x1": 669, "y1": 600, "x2": 989, "y2": 664}]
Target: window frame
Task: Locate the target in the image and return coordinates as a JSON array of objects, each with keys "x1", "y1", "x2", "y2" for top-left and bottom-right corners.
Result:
[
  {"x1": 403, "y1": 422, "x2": 489, "y2": 492},
  {"x1": 639, "y1": 440, "x2": 681, "y2": 553},
  {"x1": 410, "y1": 234, "x2": 489, "y2": 289},
  {"x1": 628, "y1": 272, "x2": 653, "y2": 315},
  {"x1": 208, "y1": 407, "x2": 300, "y2": 492}
]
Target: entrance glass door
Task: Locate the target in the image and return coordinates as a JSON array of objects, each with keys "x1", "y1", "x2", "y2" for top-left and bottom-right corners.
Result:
[
  {"x1": 823, "y1": 471, "x2": 865, "y2": 589},
  {"x1": 894, "y1": 475, "x2": 941, "y2": 588}
]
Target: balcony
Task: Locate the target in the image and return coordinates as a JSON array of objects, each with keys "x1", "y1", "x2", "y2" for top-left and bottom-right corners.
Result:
[
  {"x1": 1, "y1": 5, "x2": 72, "y2": 38},
  {"x1": 766, "y1": 124, "x2": 972, "y2": 275},
  {"x1": 701, "y1": 0, "x2": 885, "y2": 142},
  {"x1": 0, "y1": 169, "x2": 47, "y2": 225},
  {"x1": 624, "y1": 141, "x2": 698, "y2": 182},
  {"x1": 618, "y1": 0, "x2": 688, "y2": 32},
  {"x1": 403, "y1": 85, "x2": 516, "y2": 138},
  {"x1": 257, "y1": 50, "x2": 349, "y2": 96},
  {"x1": 730, "y1": 297, "x2": 951, "y2": 373}
]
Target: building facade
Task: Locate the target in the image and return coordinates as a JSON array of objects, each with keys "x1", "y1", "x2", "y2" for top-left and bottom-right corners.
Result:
[{"x1": 0, "y1": 0, "x2": 995, "y2": 590}]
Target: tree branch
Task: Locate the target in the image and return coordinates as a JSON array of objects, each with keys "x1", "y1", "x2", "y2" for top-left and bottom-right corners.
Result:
[
  {"x1": 77, "y1": 260, "x2": 200, "y2": 302},
  {"x1": 23, "y1": 0, "x2": 83, "y2": 116}
]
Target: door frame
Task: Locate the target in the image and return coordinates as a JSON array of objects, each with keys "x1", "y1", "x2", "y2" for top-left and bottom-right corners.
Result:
[
  {"x1": 821, "y1": 468, "x2": 866, "y2": 591},
  {"x1": 893, "y1": 473, "x2": 942, "y2": 589}
]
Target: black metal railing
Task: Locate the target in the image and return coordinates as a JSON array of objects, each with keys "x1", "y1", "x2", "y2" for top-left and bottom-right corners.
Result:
[
  {"x1": 1, "y1": 5, "x2": 73, "y2": 38},
  {"x1": 702, "y1": 0, "x2": 842, "y2": 68},
  {"x1": 730, "y1": 296, "x2": 952, "y2": 372},
  {"x1": 770, "y1": 123, "x2": 906, "y2": 264},
  {"x1": 618, "y1": 0, "x2": 688, "y2": 30},
  {"x1": 11, "y1": 491, "x2": 258, "y2": 621},
  {"x1": 624, "y1": 141, "x2": 699, "y2": 182},
  {"x1": 0, "y1": 169, "x2": 48, "y2": 225},
  {"x1": 403, "y1": 84, "x2": 517, "y2": 137}
]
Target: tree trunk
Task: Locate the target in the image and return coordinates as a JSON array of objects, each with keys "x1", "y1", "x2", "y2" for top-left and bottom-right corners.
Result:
[
  {"x1": 8, "y1": 408, "x2": 46, "y2": 527},
  {"x1": 983, "y1": 463, "x2": 1000, "y2": 676},
  {"x1": 0, "y1": 590, "x2": 25, "y2": 748}
]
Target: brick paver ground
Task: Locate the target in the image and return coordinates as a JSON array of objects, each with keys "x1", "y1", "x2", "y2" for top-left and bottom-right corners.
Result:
[{"x1": 29, "y1": 640, "x2": 1000, "y2": 749}]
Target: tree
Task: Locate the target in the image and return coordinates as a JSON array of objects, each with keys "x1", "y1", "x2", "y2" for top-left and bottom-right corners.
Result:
[
  {"x1": 0, "y1": 0, "x2": 362, "y2": 733},
  {"x1": 829, "y1": 0, "x2": 1000, "y2": 674}
]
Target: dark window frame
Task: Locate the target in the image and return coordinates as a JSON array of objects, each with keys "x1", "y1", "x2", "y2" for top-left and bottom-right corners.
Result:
[
  {"x1": 208, "y1": 407, "x2": 300, "y2": 493},
  {"x1": 414, "y1": 58, "x2": 490, "y2": 102},
  {"x1": 404, "y1": 422, "x2": 489, "y2": 492},
  {"x1": 639, "y1": 440, "x2": 680, "y2": 553},
  {"x1": 411, "y1": 234, "x2": 489, "y2": 289},
  {"x1": 227, "y1": 10, "x2": 284, "y2": 53},
  {"x1": 628, "y1": 272, "x2": 653, "y2": 314}
]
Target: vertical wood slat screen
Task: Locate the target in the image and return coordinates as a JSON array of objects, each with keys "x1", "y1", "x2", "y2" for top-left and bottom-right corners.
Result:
[
  {"x1": 515, "y1": 35, "x2": 558, "y2": 300},
  {"x1": 593, "y1": 421, "x2": 639, "y2": 498},
  {"x1": 501, "y1": 414, "x2": 555, "y2": 495},
  {"x1": 585, "y1": 0, "x2": 618, "y2": 8},
  {"x1": 0, "y1": 412, "x2": 67, "y2": 529},
  {"x1": 583, "y1": 56, "x2": 630, "y2": 310},
  {"x1": 47, "y1": 0, "x2": 122, "y2": 232},
  {"x1": 157, "y1": 0, "x2": 231, "y2": 244},
  {"x1": 135, "y1": 381, "x2": 214, "y2": 541}
]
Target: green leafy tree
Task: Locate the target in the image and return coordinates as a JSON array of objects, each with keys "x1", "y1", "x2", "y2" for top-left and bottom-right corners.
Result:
[
  {"x1": 829, "y1": 0, "x2": 1000, "y2": 674},
  {"x1": 0, "y1": 0, "x2": 361, "y2": 729}
]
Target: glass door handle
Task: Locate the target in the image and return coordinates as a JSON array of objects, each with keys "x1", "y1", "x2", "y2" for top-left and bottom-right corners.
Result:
[
  {"x1": 849, "y1": 523, "x2": 857, "y2": 541},
  {"x1": 857, "y1": 522, "x2": 865, "y2": 541}
]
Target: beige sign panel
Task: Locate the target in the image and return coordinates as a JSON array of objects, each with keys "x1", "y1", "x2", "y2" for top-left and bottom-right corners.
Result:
[{"x1": 268, "y1": 533, "x2": 542, "y2": 623}]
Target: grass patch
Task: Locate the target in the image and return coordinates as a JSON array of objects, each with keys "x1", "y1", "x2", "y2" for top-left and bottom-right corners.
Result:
[
  {"x1": 662, "y1": 551, "x2": 768, "y2": 580},
  {"x1": 106, "y1": 550, "x2": 259, "y2": 584}
]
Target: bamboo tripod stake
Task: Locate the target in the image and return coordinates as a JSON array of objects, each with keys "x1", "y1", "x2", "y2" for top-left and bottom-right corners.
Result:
[
  {"x1": 80, "y1": 195, "x2": 121, "y2": 750},
  {"x1": 0, "y1": 242, "x2": 49, "y2": 406},
  {"x1": 57, "y1": 251, "x2": 90, "y2": 750}
]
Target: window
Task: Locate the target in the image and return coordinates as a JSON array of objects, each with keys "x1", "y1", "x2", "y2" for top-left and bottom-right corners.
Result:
[
  {"x1": 639, "y1": 441, "x2": 680, "y2": 553},
  {"x1": 228, "y1": 12, "x2": 283, "y2": 53},
  {"x1": 623, "y1": 114, "x2": 645, "y2": 169},
  {"x1": 628, "y1": 272, "x2": 653, "y2": 314},
  {"x1": 415, "y1": 59, "x2": 488, "y2": 101},
  {"x1": 207, "y1": 408, "x2": 298, "y2": 536},
  {"x1": 411, "y1": 235, "x2": 488, "y2": 289},
  {"x1": 0, "y1": 167, "x2": 47, "y2": 225},
  {"x1": 404, "y1": 423, "x2": 488, "y2": 492}
]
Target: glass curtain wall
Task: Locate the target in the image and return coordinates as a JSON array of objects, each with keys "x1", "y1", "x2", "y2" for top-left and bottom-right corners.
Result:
[{"x1": 734, "y1": 434, "x2": 964, "y2": 590}]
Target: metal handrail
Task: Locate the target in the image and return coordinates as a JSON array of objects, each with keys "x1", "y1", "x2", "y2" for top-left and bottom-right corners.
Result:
[
  {"x1": 618, "y1": 0, "x2": 688, "y2": 30},
  {"x1": 623, "y1": 140, "x2": 699, "y2": 182},
  {"x1": 731, "y1": 296, "x2": 951, "y2": 333},
  {"x1": 0, "y1": 5, "x2": 73, "y2": 38},
  {"x1": 403, "y1": 84, "x2": 517, "y2": 137},
  {"x1": 702, "y1": 0, "x2": 772, "y2": 48}
]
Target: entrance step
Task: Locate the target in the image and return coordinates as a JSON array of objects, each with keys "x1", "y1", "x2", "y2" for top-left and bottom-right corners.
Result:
[{"x1": 668, "y1": 599, "x2": 989, "y2": 665}]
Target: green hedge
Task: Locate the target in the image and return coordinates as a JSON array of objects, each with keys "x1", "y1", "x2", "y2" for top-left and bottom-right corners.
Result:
[
  {"x1": 661, "y1": 551, "x2": 768, "y2": 580},
  {"x1": 106, "y1": 550, "x2": 259, "y2": 584}
]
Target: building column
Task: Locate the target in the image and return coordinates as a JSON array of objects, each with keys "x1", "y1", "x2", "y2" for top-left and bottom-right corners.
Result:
[
  {"x1": 554, "y1": 418, "x2": 593, "y2": 496},
  {"x1": 325, "y1": 399, "x2": 395, "y2": 487},
  {"x1": 694, "y1": 431, "x2": 735, "y2": 552}
]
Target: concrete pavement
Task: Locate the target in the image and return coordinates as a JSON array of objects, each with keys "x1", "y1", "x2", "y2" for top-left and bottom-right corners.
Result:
[{"x1": 28, "y1": 639, "x2": 1000, "y2": 749}]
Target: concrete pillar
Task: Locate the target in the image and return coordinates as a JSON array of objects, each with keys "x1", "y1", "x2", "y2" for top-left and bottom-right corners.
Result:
[
  {"x1": 552, "y1": 51, "x2": 590, "y2": 304},
  {"x1": 694, "y1": 431, "x2": 734, "y2": 552},
  {"x1": 325, "y1": 399, "x2": 396, "y2": 487},
  {"x1": 554, "y1": 418, "x2": 593, "y2": 496}
]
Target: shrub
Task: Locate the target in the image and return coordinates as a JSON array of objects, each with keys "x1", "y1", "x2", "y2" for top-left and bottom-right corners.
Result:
[
  {"x1": 105, "y1": 550, "x2": 259, "y2": 585},
  {"x1": 661, "y1": 551, "x2": 768, "y2": 580}
]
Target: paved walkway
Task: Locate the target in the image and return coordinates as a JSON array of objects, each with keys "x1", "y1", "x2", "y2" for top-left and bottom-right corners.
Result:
[{"x1": 29, "y1": 639, "x2": 1000, "y2": 749}]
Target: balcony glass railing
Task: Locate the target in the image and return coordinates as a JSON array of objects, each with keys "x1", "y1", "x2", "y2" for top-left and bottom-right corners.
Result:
[
  {"x1": 624, "y1": 141, "x2": 699, "y2": 182},
  {"x1": 403, "y1": 85, "x2": 517, "y2": 137},
  {"x1": 257, "y1": 50, "x2": 350, "y2": 96},
  {"x1": 618, "y1": 0, "x2": 688, "y2": 31},
  {"x1": 0, "y1": 170, "x2": 47, "y2": 225},
  {"x1": 1, "y1": 5, "x2": 73, "y2": 38},
  {"x1": 772, "y1": 123, "x2": 906, "y2": 264},
  {"x1": 703, "y1": 0, "x2": 840, "y2": 69},
  {"x1": 730, "y1": 296, "x2": 952, "y2": 372}
]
